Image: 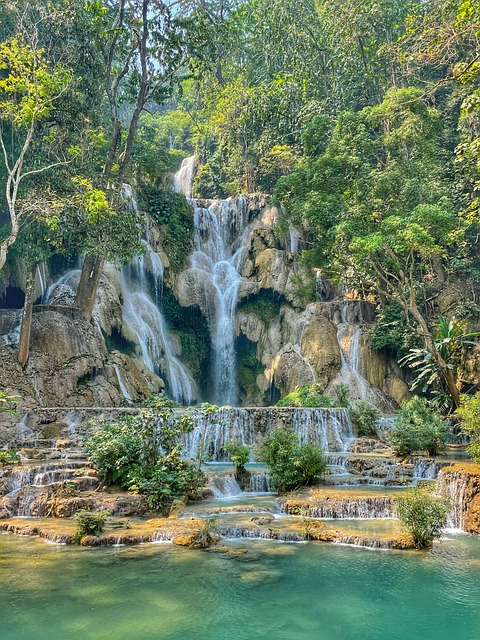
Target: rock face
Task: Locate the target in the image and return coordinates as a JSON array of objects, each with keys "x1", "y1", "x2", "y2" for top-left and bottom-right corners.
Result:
[{"x1": 0, "y1": 306, "x2": 163, "y2": 421}]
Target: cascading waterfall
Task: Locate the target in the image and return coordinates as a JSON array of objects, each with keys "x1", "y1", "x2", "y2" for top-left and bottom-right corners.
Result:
[
  {"x1": 183, "y1": 407, "x2": 354, "y2": 460},
  {"x1": 189, "y1": 197, "x2": 249, "y2": 404},
  {"x1": 119, "y1": 185, "x2": 198, "y2": 405},
  {"x1": 120, "y1": 260, "x2": 198, "y2": 405},
  {"x1": 173, "y1": 155, "x2": 196, "y2": 199},
  {"x1": 436, "y1": 470, "x2": 468, "y2": 530}
]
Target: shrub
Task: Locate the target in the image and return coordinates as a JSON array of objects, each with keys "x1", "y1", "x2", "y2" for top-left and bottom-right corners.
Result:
[
  {"x1": 277, "y1": 384, "x2": 335, "y2": 408},
  {"x1": 394, "y1": 488, "x2": 449, "y2": 548},
  {"x1": 74, "y1": 509, "x2": 110, "y2": 542},
  {"x1": 456, "y1": 392, "x2": 480, "y2": 464},
  {"x1": 349, "y1": 401, "x2": 380, "y2": 437},
  {"x1": 0, "y1": 449, "x2": 19, "y2": 466},
  {"x1": 224, "y1": 440, "x2": 250, "y2": 470},
  {"x1": 84, "y1": 415, "x2": 144, "y2": 486},
  {"x1": 333, "y1": 383, "x2": 350, "y2": 408},
  {"x1": 128, "y1": 449, "x2": 206, "y2": 515},
  {"x1": 389, "y1": 396, "x2": 448, "y2": 456},
  {"x1": 258, "y1": 428, "x2": 326, "y2": 492}
]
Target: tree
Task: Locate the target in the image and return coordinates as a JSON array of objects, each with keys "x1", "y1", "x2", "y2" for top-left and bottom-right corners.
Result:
[
  {"x1": 399, "y1": 316, "x2": 479, "y2": 409},
  {"x1": 395, "y1": 487, "x2": 449, "y2": 548},
  {"x1": 75, "y1": 0, "x2": 188, "y2": 317},
  {"x1": 258, "y1": 428, "x2": 326, "y2": 492},
  {"x1": 456, "y1": 392, "x2": 480, "y2": 464},
  {"x1": 0, "y1": 36, "x2": 72, "y2": 271},
  {"x1": 389, "y1": 396, "x2": 449, "y2": 457}
]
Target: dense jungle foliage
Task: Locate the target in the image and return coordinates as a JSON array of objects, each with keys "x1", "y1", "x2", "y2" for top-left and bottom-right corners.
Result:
[{"x1": 0, "y1": 0, "x2": 479, "y2": 409}]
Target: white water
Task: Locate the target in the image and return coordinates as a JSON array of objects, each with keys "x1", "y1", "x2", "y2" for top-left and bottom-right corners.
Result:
[
  {"x1": 183, "y1": 407, "x2": 354, "y2": 460},
  {"x1": 119, "y1": 185, "x2": 198, "y2": 405},
  {"x1": 189, "y1": 197, "x2": 249, "y2": 404},
  {"x1": 114, "y1": 365, "x2": 132, "y2": 403},
  {"x1": 120, "y1": 269, "x2": 198, "y2": 405},
  {"x1": 42, "y1": 269, "x2": 81, "y2": 304},
  {"x1": 34, "y1": 263, "x2": 49, "y2": 300},
  {"x1": 173, "y1": 155, "x2": 196, "y2": 198}
]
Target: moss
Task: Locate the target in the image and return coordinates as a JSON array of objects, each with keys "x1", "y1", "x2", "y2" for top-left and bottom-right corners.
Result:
[
  {"x1": 159, "y1": 290, "x2": 212, "y2": 384},
  {"x1": 138, "y1": 185, "x2": 194, "y2": 271},
  {"x1": 237, "y1": 289, "x2": 284, "y2": 327},
  {"x1": 235, "y1": 334, "x2": 264, "y2": 399}
]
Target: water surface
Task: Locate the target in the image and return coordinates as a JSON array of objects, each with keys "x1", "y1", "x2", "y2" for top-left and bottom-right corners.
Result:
[{"x1": 1, "y1": 533, "x2": 479, "y2": 640}]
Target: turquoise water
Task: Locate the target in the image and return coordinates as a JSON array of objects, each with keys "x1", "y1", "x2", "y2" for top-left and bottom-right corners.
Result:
[{"x1": 1, "y1": 533, "x2": 480, "y2": 640}]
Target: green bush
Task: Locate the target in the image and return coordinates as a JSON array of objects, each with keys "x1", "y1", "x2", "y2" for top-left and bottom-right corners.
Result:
[
  {"x1": 258, "y1": 428, "x2": 326, "y2": 492},
  {"x1": 394, "y1": 488, "x2": 449, "y2": 548},
  {"x1": 277, "y1": 384, "x2": 335, "y2": 408},
  {"x1": 84, "y1": 415, "x2": 145, "y2": 486},
  {"x1": 349, "y1": 401, "x2": 380, "y2": 437},
  {"x1": 224, "y1": 440, "x2": 250, "y2": 470},
  {"x1": 0, "y1": 449, "x2": 19, "y2": 466},
  {"x1": 84, "y1": 409, "x2": 208, "y2": 515},
  {"x1": 128, "y1": 449, "x2": 206, "y2": 515},
  {"x1": 74, "y1": 509, "x2": 110, "y2": 542},
  {"x1": 333, "y1": 383, "x2": 350, "y2": 408},
  {"x1": 456, "y1": 392, "x2": 480, "y2": 464},
  {"x1": 389, "y1": 396, "x2": 448, "y2": 456}
]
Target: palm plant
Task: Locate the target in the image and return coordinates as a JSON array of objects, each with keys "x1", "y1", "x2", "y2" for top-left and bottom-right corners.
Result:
[{"x1": 399, "y1": 316, "x2": 479, "y2": 408}]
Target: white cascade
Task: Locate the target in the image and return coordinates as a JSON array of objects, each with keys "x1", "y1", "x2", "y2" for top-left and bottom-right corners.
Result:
[
  {"x1": 189, "y1": 196, "x2": 249, "y2": 404},
  {"x1": 114, "y1": 365, "x2": 132, "y2": 403},
  {"x1": 120, "y1": 266, "x2": 198, "y2": 406},
  {"x1": 120, "y1": 185, "x2": 198, "y2": 405},
  {"x1": 209, "y1": 472, "x2": 243, "y2": 499},
  {"x1": 173, "y1": 155, "x2": 196, "y2": 198},
  {"x1": 183, "y1": 407, "x2": 354, "y2": 461}
]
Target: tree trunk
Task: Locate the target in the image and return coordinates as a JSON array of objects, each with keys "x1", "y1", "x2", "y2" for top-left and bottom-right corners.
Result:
[
  {"x1": 75, "y1": 255, "x2": 105, "y2": 319},
  {"x1": 18, "y1": 264, "x2": 36, "y2": 368},
  {"x1": 409, "y1": 304, "x2": 461, "y2": 408}
]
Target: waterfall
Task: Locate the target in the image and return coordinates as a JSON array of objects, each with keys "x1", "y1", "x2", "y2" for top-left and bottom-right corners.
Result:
[
  {"x1": 209, "y1": 472, "x2": 243, "y2": 498},
  {"x1": 281, "y1": 496, "x2": 394, "y2": 519},
  {"x1": 189, "y1": 197, "x2": 249, "y2": 405},
  {"x1": 183, "y1": 407, "x2": 354, "y2": 460},
  {"x1": 291, "y1": 408, "x2": 353, "y2": 452},
  {"x1": 436, "y1": 470, "x2": 468, "y2": 530},
  {"x1": 249, "y1": 472, "x2": 272, "y2": 492},
  {"x1": 114, "y1": 365, "x2": 132, "y2": 403},
  {"x1": 34, "y1": 263, "x2": 49, "y2": 300},
  {"x1": 120, "y1": 269, "x2": 198, "y2": 405},
  {"x1": 120, "y1": 186, "x2": 198, "y2": 405},
  {"x1": 42, "y1": 269, "x2": 81, "y2": 304},
  {"x1": 173, "y1": 155, "x2": 196, "y2": 198}
]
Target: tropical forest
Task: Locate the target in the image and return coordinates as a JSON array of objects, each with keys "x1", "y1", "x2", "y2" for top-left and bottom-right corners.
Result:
[{"x1": 1, "y1": 1, "x2": 480, "y2": 638}]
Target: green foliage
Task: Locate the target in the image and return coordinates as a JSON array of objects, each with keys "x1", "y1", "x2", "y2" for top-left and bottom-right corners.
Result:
[
  {"x1": 394, "y1": 488, "x2": 449, "y2": 548},
  {"x1": 128, "y1": 448, "x2": 206, "y2": 515},
  {"x1": 139, "y1": 186, "x2": 193, "y2": 271},
  {"x1": 224, "y1": 440, "x2": 250, "y2": 469},
  {"x1": 332, "y1": 383, "x2": 350, "y2": 408},
  {"x1": 84, "y1": 409, "x2": 207, "y2": 515},
  {"x1": 349, "y1": 401, "x2": 380, "y2": 437},
  {"x1": 0, "y1": 391, "x2": 19, "y2": 416},
  {"x1": 258, "y1": 428, "x2": 326, "y2": 492},
  {"x1": 237, "y1": 291, "x2": 283, "y2": 326},
  {"x1": 142, "y1": 393, "x2": 176, "y2": 410},
  {"x1": 84, "y1": 415, "x2": 145, "y2": 486},
  {"x1": 74, "y1": 509, "x2": 109, "y2": 542},
  {"x1": 0, "y1": 449, "x2": 19, "y2": 466},
  {"x1": 456, "y1": 393, "x2": 480, "y2": 464},
  {"x1": 368, "y1": 302, "x2": 417, "y2": 357},
  {"x1": 277, "y1": 384, "x2": 334, "y2": 408},
  {"x1": 389, "y1": 397, "x2": 449, "y2": 457},
  {"x1": 399, "y1": 316, "x2": 479, "y2": 399}
]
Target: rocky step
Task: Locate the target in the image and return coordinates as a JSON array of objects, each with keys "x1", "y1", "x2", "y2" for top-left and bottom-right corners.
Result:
[
  {"x1": 0, "y1": 485, "x2": 146, "y2": 519},
  {"x1": 279, "y1": 489, "x2": 396, "y2": 519},
  {"x1": 1, "y1": 467, "x2": 97, "y2": 495}
]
